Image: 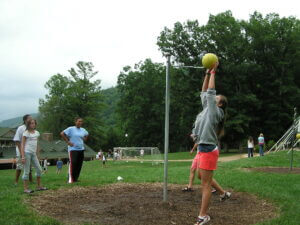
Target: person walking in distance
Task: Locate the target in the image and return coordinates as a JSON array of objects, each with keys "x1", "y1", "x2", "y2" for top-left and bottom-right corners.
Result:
[
  {"x1": 56, "y1": 158, "x2": 63, "y2": 174},
  {"x1": 258, "y1": 133, "x2": 265, "y2": 156},
  {"x1": 247, "y1": 136, "x2": 254, "y2": 158},
  {"x1": 43, "y1": 157, "x2": 48, "y2": 174},
  {"x1": 60, "y1": 117, "x2": 89, "y2": 183}
]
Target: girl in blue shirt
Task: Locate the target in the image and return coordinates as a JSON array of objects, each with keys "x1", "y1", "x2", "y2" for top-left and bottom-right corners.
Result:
[
  {"x1": 258, "y1": 133, "x2": 265, "y2": 156},
  {"x1": 60, "y1": 117, "x2": 89, "y2": 183}
]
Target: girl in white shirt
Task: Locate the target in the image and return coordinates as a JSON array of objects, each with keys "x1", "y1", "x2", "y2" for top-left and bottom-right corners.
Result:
[
  {"x1": 102, "y1": 154, "x2": 106, "y2": 167},
  {"x1": 21, "y1": 119, "x2": 47, "y2": 193},
  {"x1": 247, "y1": 136, "x2": 254, "y2": 158}
]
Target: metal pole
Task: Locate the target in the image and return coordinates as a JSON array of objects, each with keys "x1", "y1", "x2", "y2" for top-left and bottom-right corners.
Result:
[{"x1": 163, "y1": 55, "x2": 171, "y2": 202}]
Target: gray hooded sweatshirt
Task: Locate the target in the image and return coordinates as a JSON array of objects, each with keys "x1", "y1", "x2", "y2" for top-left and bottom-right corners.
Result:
[{"x1": 192, "y1": 88, "x2": 224, "y2": 152}]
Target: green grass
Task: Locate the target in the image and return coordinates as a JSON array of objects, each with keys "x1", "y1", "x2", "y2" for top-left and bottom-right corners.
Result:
[{"x1": 0, "y1": 151, "x2": 300, "y2": 225}]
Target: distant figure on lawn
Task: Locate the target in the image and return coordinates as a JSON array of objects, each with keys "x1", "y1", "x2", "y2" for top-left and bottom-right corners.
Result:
[
  {"x1": 13, "y1": 114, "x2": 33, "y2": 185},
  {"x1": 140, "y1": 149, "x2": 144, "y2": 157},
  {"x1": 56, "y1": 158, "x2": 63, "y2": 174},
  {"x1": 247, "y1": 136, "x2": 254, "y2": 158},
  {"x1": 102, "y1": 154, "x2": 106, "y2": 168},
  {"x1": 258, "y1": 133, "x2": 265, "y2": 156},
  {"x1": 43, "y1": 157, "x2": 48, "y2": 173},
  {"x1": 61, "y1": 117, "x2": 89, "y2": 183},
  {"x1": 96, "y1": 150, "x2": 102, "y2": 160}
]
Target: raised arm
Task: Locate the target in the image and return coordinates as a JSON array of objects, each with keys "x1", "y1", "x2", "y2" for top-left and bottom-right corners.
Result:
[
  {"x1": 208, "y1": 62, "x2": 218, "y2": 89},
  {"x1": 202, "y1": 69, "x2": 210, "y2": 92},
  {"x1": 205, "y1": 62, "x2": 220, "y2": 112}
]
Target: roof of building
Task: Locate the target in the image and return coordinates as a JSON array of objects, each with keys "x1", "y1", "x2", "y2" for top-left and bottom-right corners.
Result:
[
  {"x1": 0, "y1": 127, "x2": 16, "y2": 141},
  {"x1": 38, "y1": 139, "x2": 95, "y2": 158}
]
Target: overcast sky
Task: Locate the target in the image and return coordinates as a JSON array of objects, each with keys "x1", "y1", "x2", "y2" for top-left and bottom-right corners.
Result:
[{"x1": 0, "y1": 0, "x2": 299, "y2": 121}]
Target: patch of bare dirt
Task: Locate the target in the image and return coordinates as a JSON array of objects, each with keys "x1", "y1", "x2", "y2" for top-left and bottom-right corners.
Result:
[
  {"x1": 244, "y1": 167, "x2": 300, "y2": 174},
  {"x1": 28, "y1": 183, "x2": 278, "y2": 225}
]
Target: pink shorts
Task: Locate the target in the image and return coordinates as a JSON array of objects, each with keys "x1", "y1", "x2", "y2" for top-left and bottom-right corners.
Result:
[
  {"x1": 191, "y1": 152, "x2": 201, "y2": 170},
  {"x1": 198, "y1": 149, "x2": 219, "y2": 171}
]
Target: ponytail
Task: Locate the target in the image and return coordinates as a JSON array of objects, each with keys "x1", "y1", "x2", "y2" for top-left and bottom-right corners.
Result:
[{"x1": 217, "y1": 95, "x2": 228, "y2": 139}]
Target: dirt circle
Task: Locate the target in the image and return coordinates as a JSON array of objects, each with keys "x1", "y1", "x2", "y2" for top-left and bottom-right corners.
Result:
[
  {"x1": 244, "y1": 167, "x2": 300, "y2": 174},
  {"x1": 29, "y1": 183, "x2": 277, "y2": 225}
]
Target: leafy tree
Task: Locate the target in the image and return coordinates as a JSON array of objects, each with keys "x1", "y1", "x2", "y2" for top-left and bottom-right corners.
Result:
[
  {"x1": 242, "y1": 12, "x2": 300, "y2": 139},
  {"x1": 39, "y1": 61, "x2": 104, "y2": 148},
  {"x1": 157, "y1": 11, "x2": 300, "y2": 149},
  {"x1": 101, "y1": 87, "x2": 120, "y2": 127},
  {"x1": 117, "y1": 59, "x2": 166, "y2": 149}
]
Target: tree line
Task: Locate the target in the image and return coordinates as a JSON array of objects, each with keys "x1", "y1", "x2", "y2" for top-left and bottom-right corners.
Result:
[{"x1": 39, "y1": 11, "x2": 300, "y2": 152}]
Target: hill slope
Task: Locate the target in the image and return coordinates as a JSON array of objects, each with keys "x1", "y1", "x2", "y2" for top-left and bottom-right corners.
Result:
[
  {"x1": 0, "y1": 87, "x2": 119, "y2": 129},
  {"x1": 101, "y1": 87, "x2": 120, "y2": 127},
  {"x1": 0, "y1": 113, "x2": 39, "y2": 128}
]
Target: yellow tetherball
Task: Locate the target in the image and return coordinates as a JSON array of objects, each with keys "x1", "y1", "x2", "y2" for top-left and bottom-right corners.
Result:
[{"x1": 202, "y1": 53, "x2": 218, "y2": 69}]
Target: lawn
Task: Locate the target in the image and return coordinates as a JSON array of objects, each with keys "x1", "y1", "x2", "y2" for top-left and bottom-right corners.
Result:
[{"x1": 0, "y1": 151, "x2": 299, "y2": 225}]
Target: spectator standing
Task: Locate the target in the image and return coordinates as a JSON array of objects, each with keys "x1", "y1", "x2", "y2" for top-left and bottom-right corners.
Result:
[
  {"x1": 247, "y1": 136, "x2": 254, "y2": 158},
  {"x1": 56, "y1": 158, "x2": 63, "y2": 174},
  {"x1": 60, "y1": 117, "x2": 89, "y2": 183},
  {"x1": 258, "y1": 133, "x2": 265, "y2": 156},
  {"x1": 13, "y1": 114, "x2": 33, "y2": 185}
]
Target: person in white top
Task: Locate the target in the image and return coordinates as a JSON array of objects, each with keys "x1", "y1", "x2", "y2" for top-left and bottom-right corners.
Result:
[
  {"x1": 13, "y1": 114, "x2": 33, "y2": 185},
  {"x1": 102, "y1": 154, "x2": 106, "y2": 167},
  {"x1": 98, "y1": 150, "x2": 103, "y2": 159},
  {"x1": 21, "y1": 119, "x2": 47, "y2": 194},
  {"x1": 247, "y1": 136, "x2": 254, "y2": 158},
  {"x1": 140, "y1": 149, "x2": 144, "y2": 163},
  {"x1": 43, "y1": 158, "x2": 48, "y2": 173},
  {"x1": 258, "y1": 133, "x2": 265, "y2": 156},
  {"x1": 140, "y1": 149, "x2": 144, "y2": 157}
]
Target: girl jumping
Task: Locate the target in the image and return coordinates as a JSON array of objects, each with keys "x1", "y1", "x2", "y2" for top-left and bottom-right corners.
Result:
[{"x1": 193, "y1": 62, "x2": 231, "y2": 225}]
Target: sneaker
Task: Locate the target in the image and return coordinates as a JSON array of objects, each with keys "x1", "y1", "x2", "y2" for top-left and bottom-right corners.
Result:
[
  {"x1": 24, "y1": 189, "x2": 34, "y2": 194},
  {"x1": 194, "y1": 215, "x2": 210, "y2": 225},
  {"x1": 220, "y1": 191, "x2": 231, "y2": 202},
  {"x1": 36, "y1": 187, "x2": 48, "y2": 191}
]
